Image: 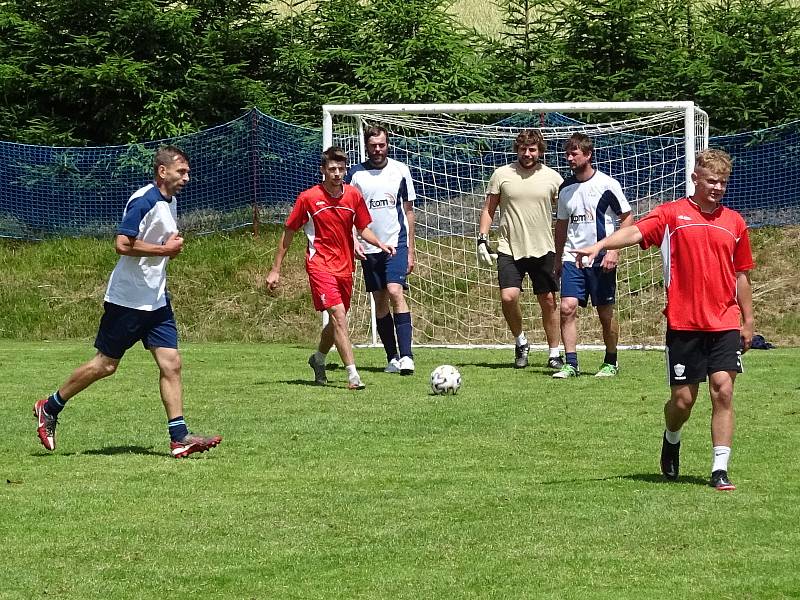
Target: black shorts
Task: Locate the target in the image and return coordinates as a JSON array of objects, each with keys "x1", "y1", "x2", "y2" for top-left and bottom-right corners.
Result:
[
  {"x1": 665, "y1": 329, "x2": 743, "y2": 386},
  {"x1": 497, "y1": 252, "x2": 558, "y2": 295}
]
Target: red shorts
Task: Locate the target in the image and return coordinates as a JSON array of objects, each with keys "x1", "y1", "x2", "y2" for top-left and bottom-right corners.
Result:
[{"x1": 308, "y1": 270, "x2": 353, "y2": 312}]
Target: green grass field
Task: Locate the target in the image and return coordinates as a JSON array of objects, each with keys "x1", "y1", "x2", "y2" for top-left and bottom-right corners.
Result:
[{"x1": 2, "y1": 341, "x2": 798, "y2": 599}]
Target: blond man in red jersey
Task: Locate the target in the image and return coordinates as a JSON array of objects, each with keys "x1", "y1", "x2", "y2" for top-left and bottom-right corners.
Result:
[{"x1": 572, "y1": 149, "x2": 755, "y2": 491}]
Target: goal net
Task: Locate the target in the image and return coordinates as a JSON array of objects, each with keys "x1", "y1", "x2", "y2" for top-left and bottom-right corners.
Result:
[{"x1": 322, "y1": 102, "x2": 709, "y2": 348}]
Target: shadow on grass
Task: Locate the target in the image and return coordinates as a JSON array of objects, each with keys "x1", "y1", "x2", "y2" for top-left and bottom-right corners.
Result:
[
  {"x1": 470, "y1": 361, "x2": 558, "y2": 376},
  {"x1": 31, "y1": 445, "x2": 166, "y2": 458},
  {"x1": 540, "y1": 473, "x2": 709, "y2": 487},
  {"x1": 618, "y1": 473, "x2": 709, "y2": 486},
  {"x1": 81, "y1": 445, "x2": 165, "y2": 457},
  {"x1": 284, "y1": 379, "x2": 328, "y2": 387},
  {"x1": 282, "y1": 378, "x2": 365, "y2": 391},
  {"x1": 467, "y1": 361, "x2": 512, "y2": 370},
  {"x1": 359, "y1": 366, "x2": 390, "y2": 373}
]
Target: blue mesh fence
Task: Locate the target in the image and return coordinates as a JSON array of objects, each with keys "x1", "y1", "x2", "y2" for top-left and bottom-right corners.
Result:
[
  {"x1": 0, "y1": 108, "x2": 797, "y2": 239},
  {"x1": 714, "y1": 124, "x2": 800, "y2": 227}
]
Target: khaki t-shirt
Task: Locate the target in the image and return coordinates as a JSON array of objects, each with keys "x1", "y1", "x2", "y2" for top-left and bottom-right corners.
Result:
[{"x1": 487, "y1": 162, "x2": 563, "y2": 259}]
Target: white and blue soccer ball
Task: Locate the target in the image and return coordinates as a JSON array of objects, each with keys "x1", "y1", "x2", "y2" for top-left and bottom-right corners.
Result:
[{"x1": 430, "y1": 364, "x2": 461, "y2": 395}]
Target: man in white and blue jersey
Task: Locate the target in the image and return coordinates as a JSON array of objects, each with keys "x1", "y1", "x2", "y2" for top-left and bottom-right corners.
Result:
[
  {"x1": 346, "y1": 126, "x2": 417, "y2": 375},
  {"x1": 553, "y1": 133, "x2": 634, "y2": 378},
  {"x1": 33, "y1": 146, "x2": 221, "y2": 458}
]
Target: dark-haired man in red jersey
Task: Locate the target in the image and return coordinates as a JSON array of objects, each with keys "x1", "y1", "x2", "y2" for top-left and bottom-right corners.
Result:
[{"x1": 266, "y1": 146, "x2": 394, "y2": 390}]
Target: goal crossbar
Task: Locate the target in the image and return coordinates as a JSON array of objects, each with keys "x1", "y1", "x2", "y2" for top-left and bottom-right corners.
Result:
[{"x1": 324, "y1": 102, "x2": 709, "y2": 197}]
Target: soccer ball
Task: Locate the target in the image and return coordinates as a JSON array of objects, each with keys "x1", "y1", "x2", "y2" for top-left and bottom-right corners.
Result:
[{"x1": 430, "y1": 364, "x2": 461, "y2": 395}]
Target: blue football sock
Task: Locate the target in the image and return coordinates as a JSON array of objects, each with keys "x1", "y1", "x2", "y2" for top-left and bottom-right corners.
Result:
[
  {"x1": 394, "y1": 312, "x2": 413, "y2": 358},
  {"x1": 565, "y1": 352, "x2": 579, "y2": 369},
  {"x1": 376, "y1": 313, "x2": 398, "y2": 362},
  {"x1": 44, "y1": 391, "x2": 67, "y2": 416},
  {"x1": 168, "y1": 416, "x2": 189, "y2": 442}
]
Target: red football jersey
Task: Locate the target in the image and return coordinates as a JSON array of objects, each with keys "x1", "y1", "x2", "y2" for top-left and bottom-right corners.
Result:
[
  {"x1": 636, "y1": 197, "x2": 754, "y2": 331},
  {"x1": 285, "y1": 184, "x2": 372, "y2": 276}
]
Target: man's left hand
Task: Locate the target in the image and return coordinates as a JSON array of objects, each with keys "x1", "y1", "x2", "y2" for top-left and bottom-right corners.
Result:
[
  {"x1": 600, "y1": 249, "x2": 620, "y2": 272},
  {"x1": 740, "y1": 320, "x2": 754, "y2": 353}
]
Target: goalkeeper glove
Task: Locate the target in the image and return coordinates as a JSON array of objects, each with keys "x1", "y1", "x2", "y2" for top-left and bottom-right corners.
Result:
[{"x1": 477, "y1": 233, "x2": 497, "y2": 268}]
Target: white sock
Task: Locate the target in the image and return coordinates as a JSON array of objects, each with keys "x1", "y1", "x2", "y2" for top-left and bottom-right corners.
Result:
[
  {"x1": 549, "y1": 347, "x2": 561, "y2": 358},
  {"x1": 345, "y1": 364, "x2": 358, "y2": 380},
  {"x1": 665, "y1": 428, "x2": 681, "y2": 445},
  {"x1": 712, "y1": 446, "x2": 731, "y2": 472},
  {"x1": 314, "y1": 351, "x2": 326, "y2": 363},
  {"x1": 516, "y1": 333, "x2": 528, "y2": 346}
]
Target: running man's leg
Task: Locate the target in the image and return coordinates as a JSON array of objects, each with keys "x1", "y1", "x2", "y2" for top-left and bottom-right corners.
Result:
[
  {"x1": 57, "y1": 352, "x2": 120, "y2": 401},
  {"x1": 34, "y1": 352, "x2": 119, "y2": 451}
]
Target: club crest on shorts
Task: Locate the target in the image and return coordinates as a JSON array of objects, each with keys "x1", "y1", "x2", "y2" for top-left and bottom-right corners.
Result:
[{"x1": 673, "y1": 363, "x2": 686, "y2": 377}]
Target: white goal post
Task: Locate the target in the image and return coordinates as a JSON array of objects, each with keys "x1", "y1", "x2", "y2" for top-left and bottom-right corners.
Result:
[{"x1": 322, "y1": 102, "x2": 709, "y2": 349}]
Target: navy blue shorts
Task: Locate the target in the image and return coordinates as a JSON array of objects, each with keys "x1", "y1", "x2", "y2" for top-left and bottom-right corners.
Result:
[
  {"x1": 94, "y1": 302, "x2": 179, "y2": 360},
  {"x1": 560, "y1": 262, "x2": 617, "y2": 308},
  {"x1": 360, "y1": 247, "x2": 409, "y2": 292},
  {"x1": 665, "y1": 329, "x2": 742, "y2": 386}
]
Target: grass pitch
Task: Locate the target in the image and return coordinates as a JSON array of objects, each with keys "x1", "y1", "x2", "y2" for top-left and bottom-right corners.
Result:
[{"x1": 1, "y1": 341, "x2": 799, "y2": 599}]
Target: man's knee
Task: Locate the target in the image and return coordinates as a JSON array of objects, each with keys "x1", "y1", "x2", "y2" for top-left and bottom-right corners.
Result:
[
  {"x1": 560, "y1": 298, "x2": 578, "y2": 319},
  {"x1": 500, "y1": 288, "x2": 520, "y2": 305},
  {"x1": 153, "y1": 349, "x2": 182, "y2": 377},
  {"x1": 386, "y1": 283, "x2": 404, "y2": 298},
  {"x1": 537, "y1": 292, "x2": 558, "y2": 312},
  {"x1": 709, "y1": 372, "x2": 735, "y2": 407},
  {"x1": 90, "y1": 354, "x2": 119, "y2": 379},
  {"x1": 596, "y1": 305, "x2": 616, "y2": 325},
  {"x1": 327, "y1": 305, "x2": 349, "y2": 327},
  {"x1": 670, "y1": 385, "x2": 698, "y2": 412}
]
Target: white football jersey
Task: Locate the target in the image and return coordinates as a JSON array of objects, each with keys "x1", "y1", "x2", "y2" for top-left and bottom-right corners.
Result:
[
  {"x1": 557, "y1": 170, "x2": 631, "y2": 264},
  {"x1": 105, "y1": 183, "x2": 178, "y2": 310},
  {"x1": 346, "y1": 158, "x2": 416, "y2": 253}
]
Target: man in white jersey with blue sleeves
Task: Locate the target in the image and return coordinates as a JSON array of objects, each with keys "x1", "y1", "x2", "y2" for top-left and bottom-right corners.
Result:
[
  {"x1": 33, "y1": 146, "x2": 221, "y2": 458},
  {"x1": 347, "y1": 126, "x2": 417, "y2": 375},
  {"x1": 553, "y1": 133, "x2": 633, "y2": 378}
]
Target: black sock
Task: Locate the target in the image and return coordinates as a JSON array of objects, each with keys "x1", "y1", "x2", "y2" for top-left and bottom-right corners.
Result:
[
  {"x1": 565, "y1": 352, "x2": 578, "y2": 369},
  {"x1": 168, "y1": 416, "x2": 189, "y2": 442},
  {"x1": 44, "y1": 391, "x2": 67, "y2": 416},
  {"x1": 394, "y1": 312, "x2": 413, "y2": 358},
  {"x1": 376, "y1": 314, "x2": 398, "y2": 362}
]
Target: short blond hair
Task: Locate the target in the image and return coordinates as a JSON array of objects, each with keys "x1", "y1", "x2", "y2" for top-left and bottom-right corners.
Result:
[{"x1": 695, "y1": 149, "x2": 732, "y2": 177}]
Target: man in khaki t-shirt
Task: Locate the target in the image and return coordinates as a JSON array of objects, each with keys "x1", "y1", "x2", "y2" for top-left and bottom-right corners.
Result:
[{"x1": 477, "y1": 129, "x2": 564, "y2": 370}]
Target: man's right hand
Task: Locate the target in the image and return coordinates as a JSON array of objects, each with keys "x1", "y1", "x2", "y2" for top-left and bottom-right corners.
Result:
[
  {"x1": 265, "y1": 270, "x2": 280, "y2": 292},
  {"x1": 570, "y1": 245, "x2": 599, "y2": 268},
  {"x1": 553, "y1": 256, "x2": 563, "y2": 278},
  {"x1": 477, "y1": 235, "x2": 496, "y2": 268}
]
